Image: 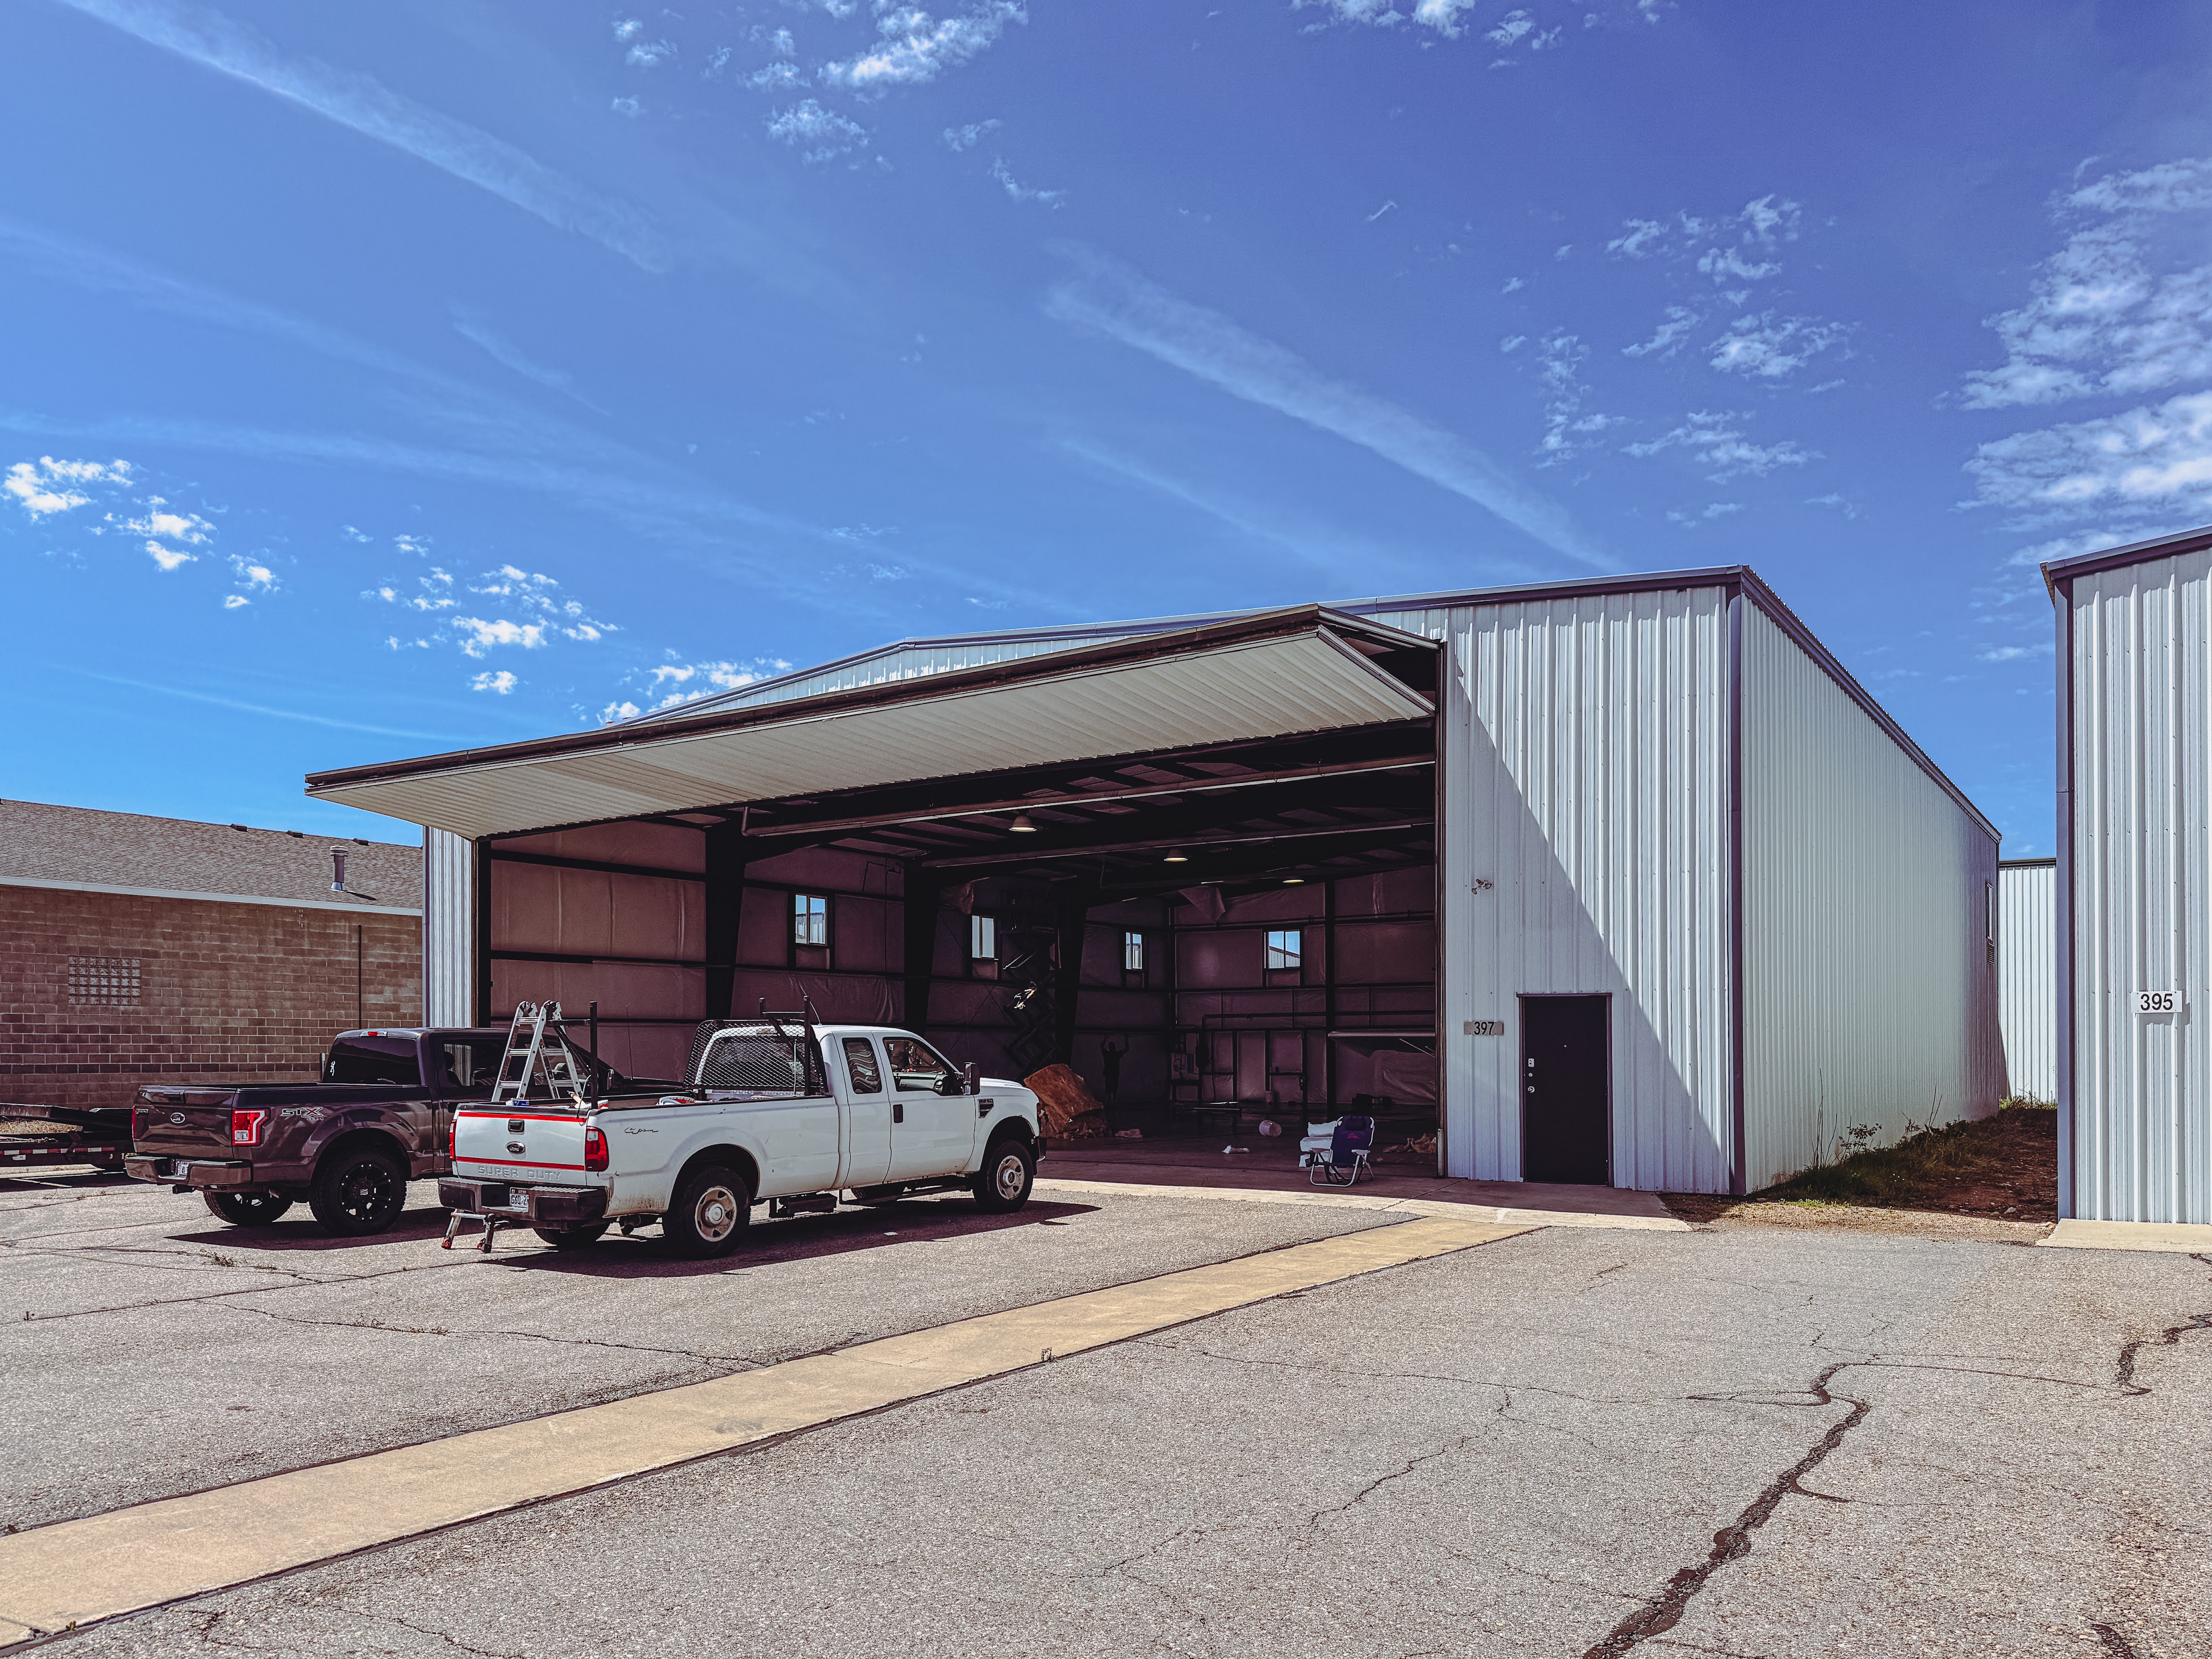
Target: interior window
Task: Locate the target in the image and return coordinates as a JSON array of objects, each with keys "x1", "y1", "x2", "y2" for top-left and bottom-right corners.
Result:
[
  {"x1": 843, "y1": 1037, "x2": 884, "y2": 1094},
  {"x1": 793, "y1": 892, "x2": 829, "y2": 947},
  {"x1": 1123, "y1": 930, "x2": 1144, "y2": 972},
  {"x1": 883, "y1": 1035, "x2": 956, "y2": 1092},
  {"x1": 1266, "y1": 929, "x2": 1303, "y2": 973},
  {"x1": 970, "y1": 914, "x2": 996, "y2": 959}
]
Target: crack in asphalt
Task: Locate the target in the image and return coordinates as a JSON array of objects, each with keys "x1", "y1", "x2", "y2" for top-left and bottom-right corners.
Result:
[
  {"x1": 331, "y1": 1604, "x2": 527, "y2": 1659},
  {"x1": 1309, "y1": 1435, "x2": 1479, "y2": 1523},
  {"x1": 17, "y1": 1258, "x2": 469, "y2": 1324},
  {"x1": 2114, "y1": 1255, "x2": 2212, "y2": 1394},
  {"x1": 1580, "y1": 1362, "x2": 1871, "y2": 1659},
  {"x1": 2091, "y1": 1621, "x2": 2143, "y2": 1659},
  {"x1": 226, "y1": 1302, "x2": 761, "y2": 1367}
]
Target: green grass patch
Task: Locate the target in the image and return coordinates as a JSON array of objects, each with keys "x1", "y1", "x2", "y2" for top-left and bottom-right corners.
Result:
[{"x1": 1758, "y1": 1098, "x2": 2058, "y2": 1211}]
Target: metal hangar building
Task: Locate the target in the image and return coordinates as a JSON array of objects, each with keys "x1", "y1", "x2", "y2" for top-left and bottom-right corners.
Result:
[{"x1": 308, "y1": 566, "x2": 2003, "y2": 1197}]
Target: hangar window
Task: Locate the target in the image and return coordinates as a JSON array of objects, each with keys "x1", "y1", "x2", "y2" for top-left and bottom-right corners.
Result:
[
  {"x1": 971, "y1": 914, "x2": 998, "y2": 960},
  {"x1": 1123, "y1": 931, "x2": 1145, "y2": 974},
  {"x1": 1266, "y1": 929, "x2": 1303, "y2": 977},
  {"x1": 792, "y1": 892, "x2": 830, "y2": 948}
]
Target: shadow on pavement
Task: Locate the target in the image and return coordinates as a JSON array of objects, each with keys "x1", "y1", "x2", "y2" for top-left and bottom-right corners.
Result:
[{"x1": 490, "y1": 1197, "x2": 1101, "y2": 1278}]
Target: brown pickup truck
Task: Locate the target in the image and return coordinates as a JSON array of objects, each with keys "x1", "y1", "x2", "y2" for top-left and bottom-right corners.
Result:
[{"x1": 124, "y1": 1027, "x2": 521, "y2": 1236}]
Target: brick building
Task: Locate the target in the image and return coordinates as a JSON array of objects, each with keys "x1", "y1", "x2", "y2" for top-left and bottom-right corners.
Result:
[{"x1": 1, "y1": 801, "x2": 421, "y2": 1110}]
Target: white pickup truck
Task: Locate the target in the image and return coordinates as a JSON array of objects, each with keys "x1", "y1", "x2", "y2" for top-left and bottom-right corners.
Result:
[{"x1": 437, "y1": 1015, "x2": 1044, "y2": 1257}]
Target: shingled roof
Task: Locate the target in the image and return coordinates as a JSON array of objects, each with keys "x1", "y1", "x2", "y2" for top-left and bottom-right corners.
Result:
[{"x1": 0, "y1": 800, "x2": 421, "y2": 914}]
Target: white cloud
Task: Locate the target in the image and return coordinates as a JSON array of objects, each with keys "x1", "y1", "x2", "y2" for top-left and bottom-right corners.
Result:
[
  {"x1": 1501, "y1": 275, "x2": 1525, "y2": 294},
  {"x1": 1605, "y1": 195, "x2": 1802, "y2": 286},
  {"x1": 453, "y1": 313, "x2": 595, "y2": 405},
  {"x1": 601, "y1": 699, "x2": 643, "y2": 723},
  {"x1": 641, "y1": 657, "x2": 793, "y2": 710},
  {"x1": 767, "y1": 99, "x2": 868, "y2": 161},
  {"x1": 772, "y1": 28, "x2": 797, "y2": 56},
  {"x1": 145, "y1": 540, "x2": 194, "y2": 571},
  {"x1": 1978, "y1": 644, "x2": 2051, "y2": 663},
  {"x1": 1499, "y1": 334, "x2": 1528, "y2": 353},
  {"x1": 2000, "y1": 528, "x2": 2140, "y2": 569},
  {"x1": 230, "y1": 556, "x2": 274, "y2": 587},
  {"x1": 1624, "y1": 410, "x2": 1815, "y2": 479},
  {"x1": 1414, "y1": 0, "x2": 1477, "y2": 34},
  {"x1": 122, "y1": 497, "x2": 213, "y2": 542},
  {"x1": 990, "y1": 156, "x2": 1064, "y2": 207},
  {"x1": 1043, "y1": 246, "x2": 1603, "y2": 568},
  {"x1": 471, "y1": 669, "x2": 519, "y2": 693},
  {"x1": 625, "y1": 38, "x2": 676, "y2": 68},
  {"x1": 222, "y1": 593, "x2": 249, "y2": 609},
  {"x1": 747, "y1": 62, "x2": 806, "y2": 90},
  {"x1": 612, "y1": 18, "x2": 642, "y2": 42},
  {"x1": 1299, "y1": 0, "x2": 1499, "y2": 36},
  {"x1": 5, "y1": 455, "x2": 130, "y2": 517},
  {"x1": 453, "y1": 616, "x2": 547, "y2": 656},
  {"x1": 1622, "y1": 306, "x2": 1698, "y2": 359},
  {"x1": 610, "y1": 96, "x2": 642, "y2": 117},
  {"x1": 340, "y1": 525, "x2": 370, "y2": 542},
  {"x1": 1708, "y1": 312, "x2": 1847, "y2": 380},
  {"x1": 943, "y1": 118, "x2": 1000, "y2": 150},
  {"x1": 1536, "y1": 331, "x2": 1617, "y2": 460},
  {"x1": 1962, "y1": 157, "x2": 2212, "y2": 410},
  {"x1": 1966, "y1": 389, "x2": 2212, "y2": 520},
  {"x1": 1805, "y1": 491, "x2": 1861, "y2": 520},
  {"x1": 57, "y1": 0, "x2": 672, "y2": 272},
  {"x1": 393, "y1": 533, "x2": 430, "y2": 555},
  {"x1": 819, "y1": 3, "x2": 1026, "y2": 90}
]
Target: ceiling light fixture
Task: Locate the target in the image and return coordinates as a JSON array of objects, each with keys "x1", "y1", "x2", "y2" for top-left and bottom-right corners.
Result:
[
  {"x1": 1283, "y1": 877, "x2": 1305, "y2": 885},
  {"x1": 1009, "y1": 814, "x2": 1037, "y2": 833},
  {"x1": 1163, "y1": 849, "x2": 1188, "y2": 863}
]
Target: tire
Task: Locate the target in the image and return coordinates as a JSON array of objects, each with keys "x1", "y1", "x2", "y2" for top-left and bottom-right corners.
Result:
[
  {"x1": 534, "y1": 1223, "x2": 610, "y2": 1250},
  {"x1": 308, "y1": 1147, "x2": 408, "y2": 1237},
  {"x1": 205, "y1": 1191, "x2": 294, "y2": 1227},
  {"x1": 970, "y1": 1135, "x2": 1036, "y2": 1214},
  {"x1": 663, "y1": 1164, "x2": 751, "y2": 1259}
]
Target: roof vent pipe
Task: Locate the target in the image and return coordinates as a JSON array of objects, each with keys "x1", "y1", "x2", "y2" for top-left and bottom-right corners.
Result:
[{"x1": 331, "y1": 851, "x2": 347, "y2": 893}]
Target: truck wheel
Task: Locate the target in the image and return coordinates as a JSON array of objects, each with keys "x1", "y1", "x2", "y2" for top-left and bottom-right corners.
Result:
[
  {"x1": 205, "y1": 1191, "x2": 293, "y2": 1227},
  {"x1": 308, "y1": 1148, "x2": 408, "y2": 1237},
  {"x1": 664, "y1": 1164, "x2": 750, "y2": 1259},
  {"x1": 534, "y1": 1224, "x2": 609, "y2": 1250},
  {"x1": 970, "y1": 1136, "x2": 1036, "y2": 1214}
]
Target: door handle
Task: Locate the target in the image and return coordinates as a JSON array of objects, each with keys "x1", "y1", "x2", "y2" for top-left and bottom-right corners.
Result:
[{"x1": 892, "y1": 1102, "x2": 904, "y2": 1124}]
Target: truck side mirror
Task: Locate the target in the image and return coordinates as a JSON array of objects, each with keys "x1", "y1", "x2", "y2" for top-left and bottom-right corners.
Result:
[{"x1": 963, "y1": 1061, "x2": 979, "y2": 1095}]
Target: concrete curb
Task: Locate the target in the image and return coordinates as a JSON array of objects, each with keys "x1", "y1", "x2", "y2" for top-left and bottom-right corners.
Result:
[
  {"x1": 2038, "y1": 1217, "x2": 2212, "y2": 1254},
  {"x1": 1034, "y1": 1176, "x2": 1691, "y2": 1231}
]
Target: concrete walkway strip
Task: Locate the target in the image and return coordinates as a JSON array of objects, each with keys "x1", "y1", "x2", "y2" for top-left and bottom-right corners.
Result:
[
  {"x1": 1035, "y1": 1176, "x2": 1691, "y2": 1231},
  {"x1": 2039, "y1": 1217, "x2": 2212, "y2": 1254},
  {"x1": 0, "y1": 1215, "x2": 1528, "y2": 1640}
]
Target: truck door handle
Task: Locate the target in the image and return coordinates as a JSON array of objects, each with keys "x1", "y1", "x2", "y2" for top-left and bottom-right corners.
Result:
[{"x1": 892, "y1": 1102, "x2": 904, "y2": 1124}]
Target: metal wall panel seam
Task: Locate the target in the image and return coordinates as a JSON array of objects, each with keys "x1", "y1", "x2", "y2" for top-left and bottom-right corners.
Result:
[{"x1": 1727, "y1": 585, "x2": 1746, "y2": 1196}]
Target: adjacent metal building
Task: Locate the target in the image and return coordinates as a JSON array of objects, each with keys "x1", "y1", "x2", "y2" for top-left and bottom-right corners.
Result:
[
  {"x1": 1997, "y1": 859, "x2": 2056, "y2": 1104},
  {"x1": 2045, "y1": 527, "x2": 2212, "y2": 1224},
  {"x1": 315, "y1": 566, "x2": 2001, "y2": 1196}
]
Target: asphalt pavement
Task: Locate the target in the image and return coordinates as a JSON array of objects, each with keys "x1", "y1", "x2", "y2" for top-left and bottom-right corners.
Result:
[{"x1": 6, "y1": 1172, "x2": 2207, "y2": 1658}]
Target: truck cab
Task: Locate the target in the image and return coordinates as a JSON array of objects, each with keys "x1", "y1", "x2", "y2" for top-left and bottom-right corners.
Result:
[{"x1": 438, "y1": 1017, "x2": 1044, "y2": 1257}]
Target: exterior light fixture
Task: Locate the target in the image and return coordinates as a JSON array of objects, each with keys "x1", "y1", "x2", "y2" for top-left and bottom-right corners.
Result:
[
  {"x1": 1163, "y1": 849, "x2": 1188, "y2": 863},
  {"x1": 1009, "y1": 814, "x2": 1037, "y2": 833}
]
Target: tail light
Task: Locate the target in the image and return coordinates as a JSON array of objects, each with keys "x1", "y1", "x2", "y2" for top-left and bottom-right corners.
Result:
[
  {"x1": 583, "y1": 1125, "x2": 608, "y2": 1172},
  {"x1": 447, "y1": 1119, "x2": 457, "y2": 1160},
  {"x1": 231, "y1": 1109, "x2": 269, "y2": 1148}
]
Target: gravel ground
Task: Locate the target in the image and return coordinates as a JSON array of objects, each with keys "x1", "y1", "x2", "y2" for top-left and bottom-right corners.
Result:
[
  {"x1": 0, "y1": 1170, "x2": 1396, "y2": 1531},
  {"x1": 21, "y1": 1199, "x2": 2212, "y2": 1659}
]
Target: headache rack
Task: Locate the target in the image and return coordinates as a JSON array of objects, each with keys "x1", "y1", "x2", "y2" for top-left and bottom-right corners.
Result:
[{"x1": 684, "y1": 1003, "x2": 829, "y2": 1096}]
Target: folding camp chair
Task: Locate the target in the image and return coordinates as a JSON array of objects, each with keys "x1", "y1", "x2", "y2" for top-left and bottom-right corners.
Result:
[{"x1": 1300, "y1": 1114, "x2": 1374, "y2": 1186}]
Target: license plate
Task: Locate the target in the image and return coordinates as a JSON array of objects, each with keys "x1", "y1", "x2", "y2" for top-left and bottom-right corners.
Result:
[{"x1": 169, "y1": 1159, "x2": 193, "y2": 1179}]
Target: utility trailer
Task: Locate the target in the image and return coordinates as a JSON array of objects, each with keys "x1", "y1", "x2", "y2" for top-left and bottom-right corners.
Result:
[{"x1": 0, "y1": 1104, "x2": 132, "y2": 1173}]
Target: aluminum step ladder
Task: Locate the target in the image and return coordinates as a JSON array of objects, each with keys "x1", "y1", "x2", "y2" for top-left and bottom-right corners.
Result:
[{"x1": 444, "y1": 1001, "x2": 592, "y2": 1254}]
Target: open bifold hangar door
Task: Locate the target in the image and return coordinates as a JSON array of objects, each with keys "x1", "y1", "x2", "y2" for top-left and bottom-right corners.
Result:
[{"x1": 304, "y1": 606, "x2": 1438, "y2": 839}]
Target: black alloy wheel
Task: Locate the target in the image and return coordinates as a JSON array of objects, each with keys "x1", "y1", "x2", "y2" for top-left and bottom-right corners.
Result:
[
  {"x1": 205, "y1": 1191, "x2": 294, "y2": 1227},
  {"x1": 970, "y1": 1135, "x2": 1035, "y2": 1214},
  {"x1": 308, "y1": 1148, "x2": 408, "y2": 1236}
]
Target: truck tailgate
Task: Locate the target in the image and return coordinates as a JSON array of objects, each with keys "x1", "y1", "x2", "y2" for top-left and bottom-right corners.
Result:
[
  {"x1": 452, "y1": 1106, "x2": 593, "y2": 1184},
  {"x1": 133, "y1": 1088, "x2": 237, "y2": 1155}
]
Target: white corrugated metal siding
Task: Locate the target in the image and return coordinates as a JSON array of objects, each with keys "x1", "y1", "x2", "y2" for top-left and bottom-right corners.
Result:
[
  {"x1": 1998, "y1": 861, "x2": 2056, "y2": 1102},
  {"x1": 422, "y1": 829, "x2": 474, "y2": 1026},
  {"x1": 2065, "y1": 547, "x2": 2212, "y2": 1224},
  {"x1": 1739, "y1": 603, "x2": 2002, "y2": 1190},
  {"x1": 1385, "y1": 588, "x2": 1735, "y2": 1192}
]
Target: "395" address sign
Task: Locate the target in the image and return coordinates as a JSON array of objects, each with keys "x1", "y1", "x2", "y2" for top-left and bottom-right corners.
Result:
[{"x1": 2137, "y1": 990, "x2": 2181, "y2": 1014}]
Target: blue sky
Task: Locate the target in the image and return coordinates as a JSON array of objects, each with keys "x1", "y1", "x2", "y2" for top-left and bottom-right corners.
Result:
[{"x1": 7, "y1": 0, "x2": 2209, "y2": 853}]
